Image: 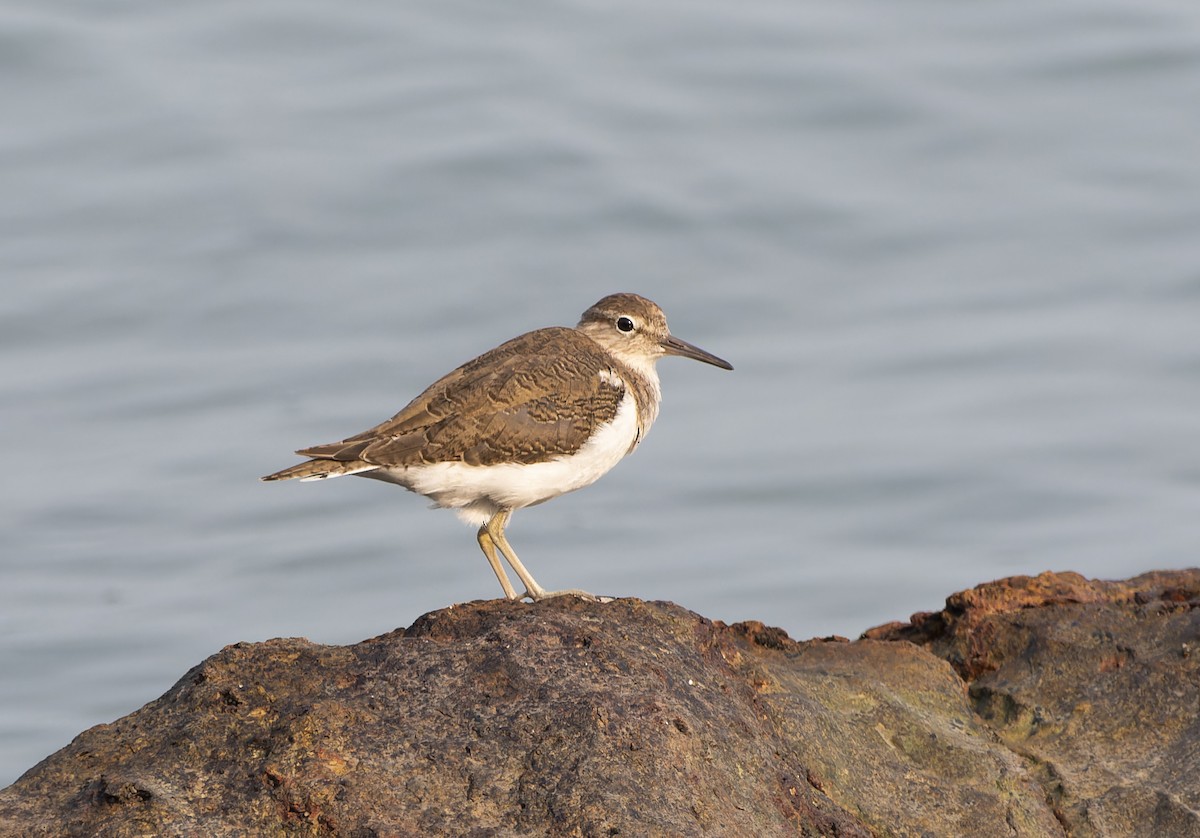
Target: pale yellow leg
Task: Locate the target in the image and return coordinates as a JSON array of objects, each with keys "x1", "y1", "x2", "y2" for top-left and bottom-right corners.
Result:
[
  {"x1": 477, "y1": 524, "x2": 519, "y2": 600},
  {"x1": 484, "y1": 509, "x2": 598, "y2": 602}
]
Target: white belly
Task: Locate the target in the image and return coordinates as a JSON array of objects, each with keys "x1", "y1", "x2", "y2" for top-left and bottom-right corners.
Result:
[{"x1": 388, "y1": 391, "x2": 641, "y2": 526}]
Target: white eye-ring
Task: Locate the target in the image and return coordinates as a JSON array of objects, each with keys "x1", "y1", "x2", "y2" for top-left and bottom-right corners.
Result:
[{"x1": 616, "y1": 316, "x2": 635, "y2": 333}]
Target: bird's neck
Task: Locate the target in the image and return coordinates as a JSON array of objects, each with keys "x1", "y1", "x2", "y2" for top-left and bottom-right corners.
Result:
[{"x1": 611, "y1": 354, "x2": 662, "y2": 440}]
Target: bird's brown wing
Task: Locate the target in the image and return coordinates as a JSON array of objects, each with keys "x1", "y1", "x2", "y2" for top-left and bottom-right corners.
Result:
[{"x1": 296, "y1": 327, "x2": 626, "y2": 468}]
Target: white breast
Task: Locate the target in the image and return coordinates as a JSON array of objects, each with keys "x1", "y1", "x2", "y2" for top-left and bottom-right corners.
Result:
[{"x1": 395, "y1": 390, "x2": 642, "y2": 527}]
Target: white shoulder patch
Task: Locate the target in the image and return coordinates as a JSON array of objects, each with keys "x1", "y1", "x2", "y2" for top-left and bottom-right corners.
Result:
[{"x1": 598, "y1": 368, "x2": 624, "y2": 389}]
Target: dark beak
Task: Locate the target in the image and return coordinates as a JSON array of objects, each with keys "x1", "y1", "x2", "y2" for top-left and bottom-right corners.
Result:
[{"x1": 662, "y1": 334, "x2": 733, "y2": 370}]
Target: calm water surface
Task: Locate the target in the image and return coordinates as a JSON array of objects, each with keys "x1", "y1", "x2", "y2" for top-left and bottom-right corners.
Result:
[{"x1": 2, "y1": 0, "x2": 1199, "y2": 784}]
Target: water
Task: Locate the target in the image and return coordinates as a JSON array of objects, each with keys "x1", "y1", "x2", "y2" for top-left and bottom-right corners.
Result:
[{"x1": 3, "y1": 0, "x2": 1199, "y2": 785}]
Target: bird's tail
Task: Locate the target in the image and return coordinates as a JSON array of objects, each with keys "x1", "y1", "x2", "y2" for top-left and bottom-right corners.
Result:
[{"x1": 260, "y1": 459, "x2": 376, "y2": 482}]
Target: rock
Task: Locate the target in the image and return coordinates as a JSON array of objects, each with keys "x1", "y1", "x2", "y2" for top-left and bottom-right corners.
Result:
[
  {"x1": 1, "y1": 570, "x2": 1196, "y2": 837},
  {"x1": 866, "y1": 569, "x2": 1200, "y2": 837}
]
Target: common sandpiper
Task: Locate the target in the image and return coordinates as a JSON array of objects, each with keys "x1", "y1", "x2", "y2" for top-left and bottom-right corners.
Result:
[{"x1": 262, "y1": 292, "x2": 732, "y2": 601}]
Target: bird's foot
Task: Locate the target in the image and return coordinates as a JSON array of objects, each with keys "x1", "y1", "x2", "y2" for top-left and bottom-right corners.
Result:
[{"x1": 519, "y1": 588, "x2": 610, "y2": 603}]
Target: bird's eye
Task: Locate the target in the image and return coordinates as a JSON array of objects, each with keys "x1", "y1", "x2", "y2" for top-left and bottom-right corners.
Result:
[{"x1": 616, "y1": 316, "x2": 635, "y2": 333}]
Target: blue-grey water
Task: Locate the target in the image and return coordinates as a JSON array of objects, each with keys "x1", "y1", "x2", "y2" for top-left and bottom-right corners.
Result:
[{"x1": 3, "y1": 0, "x2": 1199, "y2": 785}]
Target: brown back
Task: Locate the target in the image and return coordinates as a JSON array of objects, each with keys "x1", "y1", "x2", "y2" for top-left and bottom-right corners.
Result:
[{"x1": 297, "y1": 327, "x2": 625, "y2": 468}]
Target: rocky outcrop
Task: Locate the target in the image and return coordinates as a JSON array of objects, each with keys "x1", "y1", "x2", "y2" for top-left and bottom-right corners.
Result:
[
  {"x1": 1, "y1": 570, "x2": 1197, "y2": 837},
  {"x1": 865, "y1": 570, "x2": 1200, "y2": 837}
]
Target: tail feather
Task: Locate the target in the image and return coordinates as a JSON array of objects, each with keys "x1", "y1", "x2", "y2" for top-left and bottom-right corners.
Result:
[{"x1": 260, "y1": 459, "x2": 378, "y2": 482}]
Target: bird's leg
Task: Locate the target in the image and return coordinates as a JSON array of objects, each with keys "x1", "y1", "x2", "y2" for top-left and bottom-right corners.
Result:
[
  {"x1": 476, "y1": 523, "x2": 519, "y2": 600},
  {"x1": 484, "y1": 510, "x2": 599, "y2": 602},
  {"x1": 484, "y1": 510, "x2": 548, "y2": 600}
]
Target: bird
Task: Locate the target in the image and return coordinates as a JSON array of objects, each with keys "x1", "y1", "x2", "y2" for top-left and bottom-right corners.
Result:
[{"x1": 261, "y1": 292, "x2": 733, "y2": 602}]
